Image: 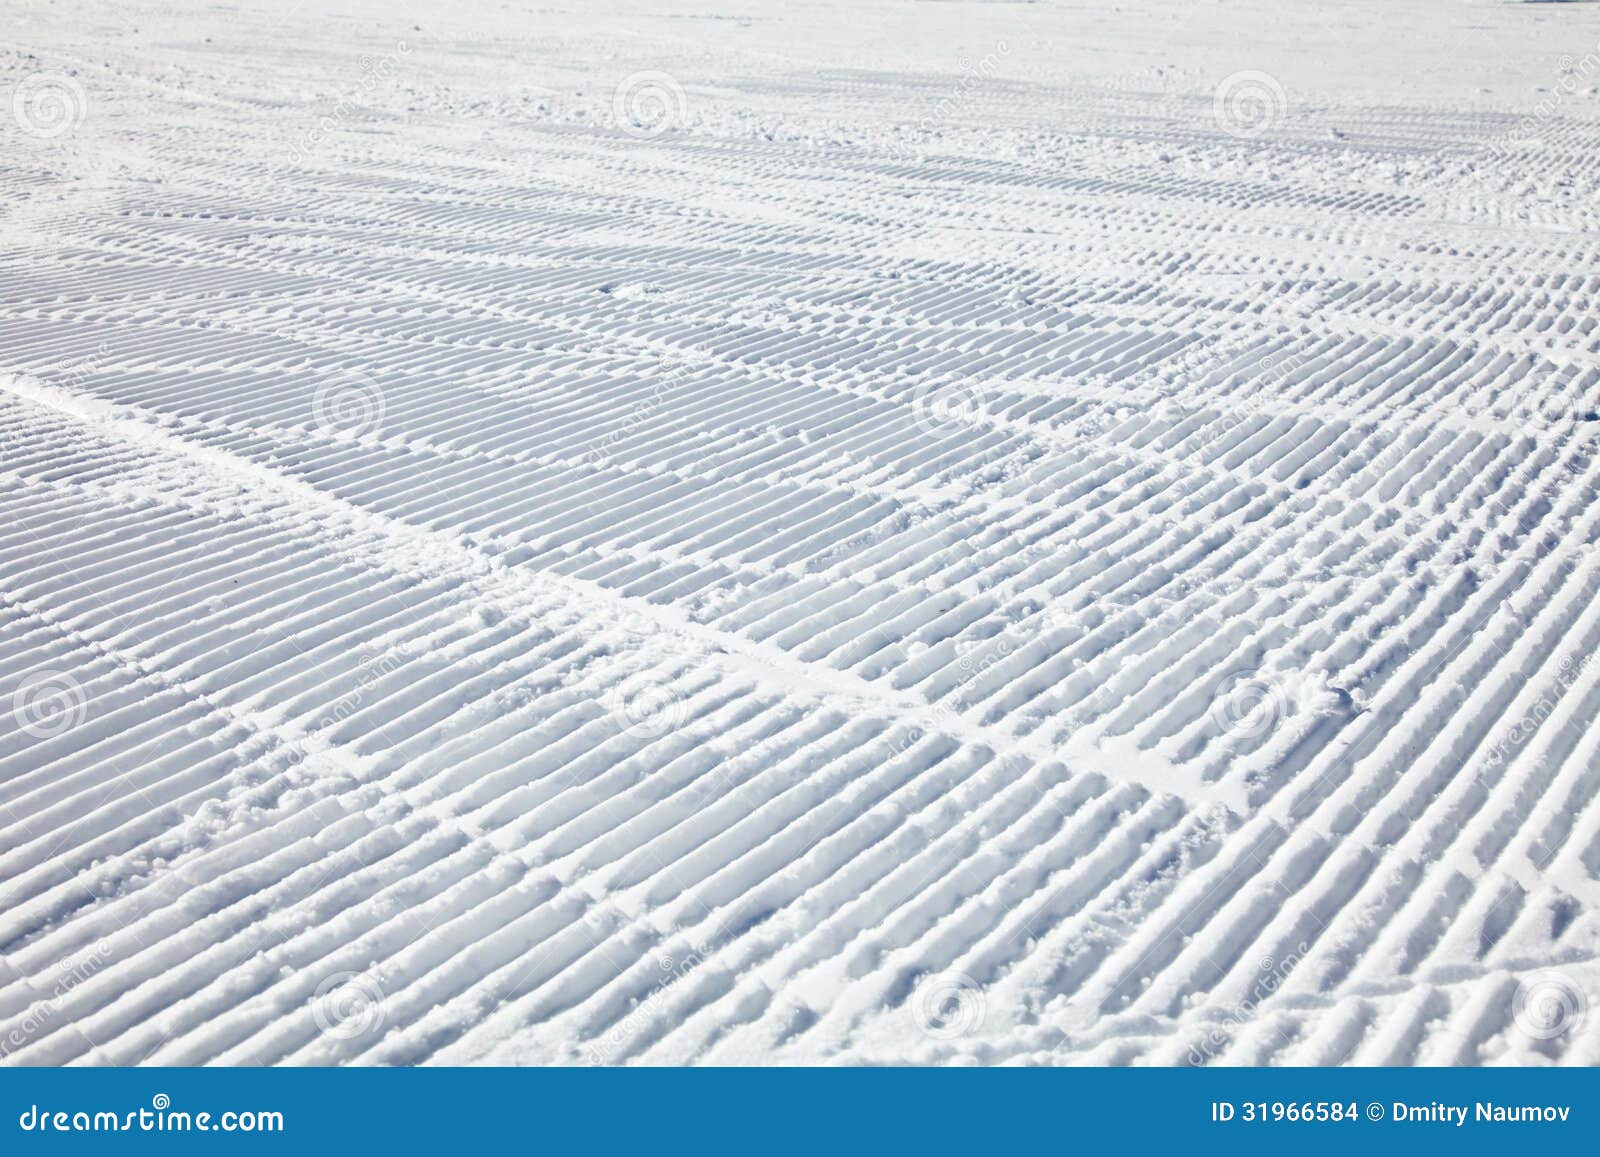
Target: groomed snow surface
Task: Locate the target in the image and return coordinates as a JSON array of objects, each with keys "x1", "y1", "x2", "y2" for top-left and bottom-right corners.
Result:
[{"x1": 3, "y1": 0, "x2": 1600, "y2": 1066}]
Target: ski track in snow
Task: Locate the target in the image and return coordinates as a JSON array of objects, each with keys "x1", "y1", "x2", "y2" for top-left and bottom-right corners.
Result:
[{"x1": 2, "y1": 0, "x2": 1600, "y2": 1066}]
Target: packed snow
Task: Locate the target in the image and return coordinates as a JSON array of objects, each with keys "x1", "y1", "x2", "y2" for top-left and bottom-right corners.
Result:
[{"x1": 2, "y1": 0, "x2": 1599, "y2": 1065}]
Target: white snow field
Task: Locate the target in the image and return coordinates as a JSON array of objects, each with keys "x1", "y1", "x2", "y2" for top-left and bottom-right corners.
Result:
[{"x1": 3, "y1": 0, "x2": 1600, "y2": 1067}]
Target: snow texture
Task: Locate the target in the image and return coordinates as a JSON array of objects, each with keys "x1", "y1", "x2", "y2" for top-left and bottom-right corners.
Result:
[{"x1": 2, "y1": 0, "x2": 1599, "y2": 1065}]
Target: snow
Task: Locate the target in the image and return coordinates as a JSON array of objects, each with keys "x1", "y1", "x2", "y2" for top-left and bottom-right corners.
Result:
[{"x1": 2, "y1": 0, "x2": 1599, "y2": 1066}]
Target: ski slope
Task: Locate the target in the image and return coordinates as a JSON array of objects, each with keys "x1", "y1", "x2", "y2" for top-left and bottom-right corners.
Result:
[{"x1": 2, "y1": 0, "x2": 1600, "y2": 1065}]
